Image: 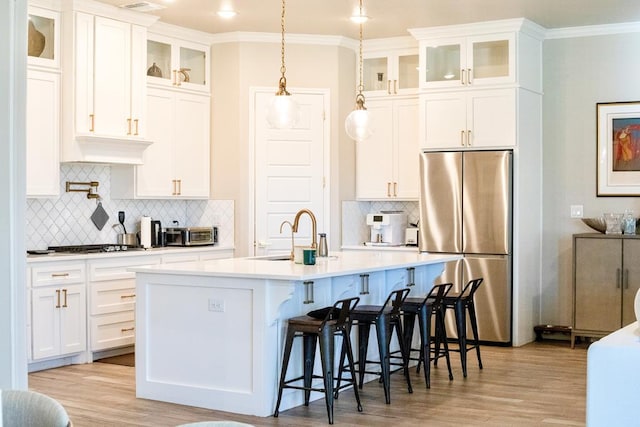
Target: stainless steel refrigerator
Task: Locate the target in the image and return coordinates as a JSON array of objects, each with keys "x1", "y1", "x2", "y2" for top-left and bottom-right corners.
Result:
[{"x1": 419, "y1": 150, "x2": 512, "y2": 344}]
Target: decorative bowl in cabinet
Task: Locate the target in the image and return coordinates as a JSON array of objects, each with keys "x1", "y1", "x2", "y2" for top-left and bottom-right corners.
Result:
[{"x1": 581, "y1": 217, "x2": 606, "y2": 233}]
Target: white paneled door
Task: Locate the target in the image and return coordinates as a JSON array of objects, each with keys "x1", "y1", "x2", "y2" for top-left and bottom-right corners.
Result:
[{"x1": 253, "y1": 90, "x2": 328, "y2": 256}]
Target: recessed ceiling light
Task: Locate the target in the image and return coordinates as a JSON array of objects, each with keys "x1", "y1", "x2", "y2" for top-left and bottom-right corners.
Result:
[
  {"x1": 217, "y1": 10, "x2": 237, "y2": 19},
  {"x1": 350, "y1": 15, "x2": 369, "y2": 24}
]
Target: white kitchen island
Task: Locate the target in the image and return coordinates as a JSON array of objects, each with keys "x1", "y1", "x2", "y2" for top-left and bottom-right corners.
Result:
[{"x1": 132, "y1": 251, "x2": 461, "y2": 417}]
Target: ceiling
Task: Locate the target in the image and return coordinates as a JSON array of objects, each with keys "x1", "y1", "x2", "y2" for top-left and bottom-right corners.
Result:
[{"x1": 102, "y1": 0, "x2": 640, "y2": 39}]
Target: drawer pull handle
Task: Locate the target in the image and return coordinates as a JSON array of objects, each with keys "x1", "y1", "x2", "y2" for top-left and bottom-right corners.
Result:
[
  {"x1": 121, "y1": 327, "x2": 135, "y2": 332},
  {"x1": 360, "y1": 273, "x2": 370, "y2": 295},
  {"x1": 406, "y1": 267, "x2": 415, "y2": 287},
  {"x1": 120, "y1": 294, "x2": 136, "y2": 299},
  {"x1": 51, "y1": 273, "x2": 70, "y2": 278},
  {"x1": 303, "y1": 281, "x2": 314, "y2": 304}
]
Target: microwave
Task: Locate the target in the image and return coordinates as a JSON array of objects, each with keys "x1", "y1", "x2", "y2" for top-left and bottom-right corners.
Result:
[{"x1": 165, "y1": 226, "x2": 217, "y2": 246}]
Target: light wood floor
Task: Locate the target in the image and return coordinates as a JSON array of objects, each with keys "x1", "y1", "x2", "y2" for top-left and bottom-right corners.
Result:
[{"x1": 28, "y1": 340, "x2": 588, "y2": 427}]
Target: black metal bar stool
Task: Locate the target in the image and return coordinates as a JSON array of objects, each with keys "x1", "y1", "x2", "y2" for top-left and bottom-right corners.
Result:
[
  {"x1": 435, "y1": 277, "x2": 484, "y2": 377},
  {"x1": 273, "y1": 296, "x2": 362, "y2": 425},
  {"x1": 339, "y1": 288, "x2": 413, "y2": 404},
  {"x1": 400, "y1": 282, "x2": 454, "y2": 388}
]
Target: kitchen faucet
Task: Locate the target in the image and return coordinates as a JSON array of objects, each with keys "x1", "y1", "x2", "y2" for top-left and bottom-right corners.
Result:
[
  {"x1": 292, "y1": 209, "x2": 317, "y2": 249},
  {"x1": 279, "y1": 220, "x2": 295, "y2": 261}
]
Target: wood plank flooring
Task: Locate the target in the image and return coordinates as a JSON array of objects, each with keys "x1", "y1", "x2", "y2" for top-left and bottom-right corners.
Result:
[{"x1": 28, "y1": 340, "x2": 588, "y2": 427}]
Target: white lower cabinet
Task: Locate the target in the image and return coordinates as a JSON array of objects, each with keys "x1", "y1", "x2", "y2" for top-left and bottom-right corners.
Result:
[
  {"x1": 30, "y1": 261, "x2": 86, "y2": 360},
  {"x1": 87, "y1": 255, "x2": 161, "y2": 355},
  {"x1": 29, "y1": 249, "x2": 233, "y2": 365}
]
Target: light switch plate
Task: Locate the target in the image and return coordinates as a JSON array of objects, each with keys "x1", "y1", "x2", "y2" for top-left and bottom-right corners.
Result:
[{"x1": 570, "y1": 205, "x2": 583, "y2": 218}]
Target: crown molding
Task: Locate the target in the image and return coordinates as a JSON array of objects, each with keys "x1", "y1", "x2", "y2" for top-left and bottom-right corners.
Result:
[
  {"x1": 363, "y1": 36, "x2": 418, "y2": 52},
  {"x1": 210, "y1": 31, "x2": 357, "y2": 49},
  {"x1": 149, "y1": 21, "x2": 217, "y2": 44},
  {"x1": 545, "y1": 21, "x2": 640, "y2": 39}
]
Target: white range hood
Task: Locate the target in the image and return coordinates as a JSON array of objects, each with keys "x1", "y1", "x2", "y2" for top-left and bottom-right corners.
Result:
[{"x1": 69, "y1": 134, "x2": 153, "y2": 165}]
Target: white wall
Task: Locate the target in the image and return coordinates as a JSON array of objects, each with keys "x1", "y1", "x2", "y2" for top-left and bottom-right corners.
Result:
[
  {"x1": 211, "y1": 39, "x2": 355, "y2": 257},
  {"x1": 542, "y1": 31, "x2": 640, "y2": 325}
]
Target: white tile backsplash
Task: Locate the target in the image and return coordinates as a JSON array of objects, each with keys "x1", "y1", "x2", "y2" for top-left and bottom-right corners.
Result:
[
  {"x1": 26, "y1": 164, "x2": 234, "y2": 249},
  {"x1": 341, "y1": 200, "x2": 419, "y2": 246}
]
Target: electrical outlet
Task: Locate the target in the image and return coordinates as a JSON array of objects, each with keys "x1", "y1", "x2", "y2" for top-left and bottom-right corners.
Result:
[
  {"x1": 570, "y1": 205, "x2": 584, "y2": 218},
  {"x1": 208, "y1": 298, "x2": 225, "y2": 312}
]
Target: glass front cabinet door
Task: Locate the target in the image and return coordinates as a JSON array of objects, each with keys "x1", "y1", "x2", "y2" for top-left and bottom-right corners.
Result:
[
  {"x1": 363, "y1": 50, "x2": 419, "y2": 96},
  {"x1": 421, "y1": 33, "x2": 514, "y2": 89},
  {"x1": 146, "y1": 33, "x2": 209, "y2": 92},
  {"x1": 27, "y1": 7, "x2": 60, "y2": 68}
]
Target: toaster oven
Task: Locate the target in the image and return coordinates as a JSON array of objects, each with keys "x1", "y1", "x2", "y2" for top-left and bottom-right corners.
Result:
[{"x1": 165, "y1": 226, "x2": 217, "y2": 246}]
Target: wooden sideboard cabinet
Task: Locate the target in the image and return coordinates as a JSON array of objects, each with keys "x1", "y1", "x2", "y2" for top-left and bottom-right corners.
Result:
[{"x1": 571, "y1": 233, "x2": 640, "y2": 347}]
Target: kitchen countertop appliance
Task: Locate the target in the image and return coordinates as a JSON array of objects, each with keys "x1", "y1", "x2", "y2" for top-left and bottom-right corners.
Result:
[
  {"x1": 365, "y1": 212, "x2": 407, "y2": 246},
  {"x1": 419, "y1": 150, "x2": 512, "y2": 344},
  {"x1": 165, "y1": 226, "x2": 217, "y2": 246}
]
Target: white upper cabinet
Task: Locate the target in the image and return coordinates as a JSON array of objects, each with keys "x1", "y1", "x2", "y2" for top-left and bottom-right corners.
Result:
[
  {"x1": 60, "y1": 2, "x2": 158, "y2": 164},
  {"x1": 111, "y1": 87, "x2": 211, "y2": 199},
  {"x1": 356, "y1": 97, "x2": 419, "y2": 200},
  {"x1": 410, "y1": 18, "x2": 544, "y2": 93},
  {"x1": 26, "y1": 5, "x2": 61, "y2": 198},
  {"x1": 146, "y1": 32, "x2": 210, "y2": 93},
  {"x1": 28, "y1": 6, "x2": 60, "y2": 69},
  {"x1": 420, "y1": 88, "x2": 516, "y2": 149},
  {"x1": 363, "y1": 49, "x2": 419, "y2": 97},
  {"x1": 26, "y1": 70, "x2": 60, "y2": 197},
  {"x1": 419, "y1": 33, "x2": 515, "y2": 89}
]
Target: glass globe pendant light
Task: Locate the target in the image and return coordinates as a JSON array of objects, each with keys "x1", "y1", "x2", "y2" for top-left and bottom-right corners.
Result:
[
  {"x1": 345, "y1": 0, "x2": 372, "y2": 142},
  {"x1": 266, "y1": 0, "x2": 300, "y2": 129}
]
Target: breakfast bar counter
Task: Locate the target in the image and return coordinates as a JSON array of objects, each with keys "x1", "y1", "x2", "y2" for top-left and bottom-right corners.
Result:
[{"x1": 132, "y1": 251, "x2": 461, "y2": 416}]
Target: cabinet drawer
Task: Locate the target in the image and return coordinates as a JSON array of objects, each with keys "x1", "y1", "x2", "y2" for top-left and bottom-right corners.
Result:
[
  {"x1": 90, "y1": 280, "x2": 136, "y2": 315},
  {"x1": 90, "y1": 311, "x2": 135, "y2": 351},
  {"x1": 88, "y1": 255, "x2": 161, "y2": 282},
  {"x1": 31, "y1": 262, "x2": 85, "y2": 287}
]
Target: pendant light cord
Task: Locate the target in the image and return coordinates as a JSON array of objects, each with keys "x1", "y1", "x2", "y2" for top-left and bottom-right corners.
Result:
[
  {"x1": 278, "y1": 0, "x2": 289, "y2": 93},
  {"x1": 355, "y1": 0, "x2": 366, "y2": 108},
  {"x1": 357, "y1": 0, "x2": 364, "y2": 95}
]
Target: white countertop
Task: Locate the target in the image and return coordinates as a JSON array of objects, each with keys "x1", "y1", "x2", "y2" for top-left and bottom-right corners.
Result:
[
  {"x1": 26, "y1": 245, "x2": 234, "y2": 263},
  {"x1": 341, "y1": 244, "x2": 419, "y2": 252},
  {"x1": 130, "y1": 251, "x2": 461, "y2": 281}
]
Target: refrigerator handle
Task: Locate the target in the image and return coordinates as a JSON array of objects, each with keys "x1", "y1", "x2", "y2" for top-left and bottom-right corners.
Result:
[{"x1": 616, "y1": 268, "x2": 621, "y2": 289}]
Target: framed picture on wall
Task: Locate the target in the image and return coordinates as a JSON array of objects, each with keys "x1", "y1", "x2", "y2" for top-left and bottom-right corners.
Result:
[{"x1": 597, "y1": 101, "x2": 640, "y2": 196}]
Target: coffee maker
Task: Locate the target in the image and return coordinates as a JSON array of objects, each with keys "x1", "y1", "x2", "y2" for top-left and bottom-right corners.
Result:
[{"x1": 365, "y1": 212, "x2": 408, "y2": 246}]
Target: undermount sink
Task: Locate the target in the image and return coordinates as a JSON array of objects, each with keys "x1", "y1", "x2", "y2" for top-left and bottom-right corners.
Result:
[{"x1": 251, "y1": 255, "x2": 292, "y2": 261}]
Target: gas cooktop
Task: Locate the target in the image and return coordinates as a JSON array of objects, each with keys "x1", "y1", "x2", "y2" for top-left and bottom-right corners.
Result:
[{"x1": 45, "y1": 244, "x2": 143, "y2": 254}]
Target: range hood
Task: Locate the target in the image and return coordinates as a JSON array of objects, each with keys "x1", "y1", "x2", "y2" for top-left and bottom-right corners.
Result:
[{"x1": 61, "y1": 134, "x2": 153, "y2": 165}]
